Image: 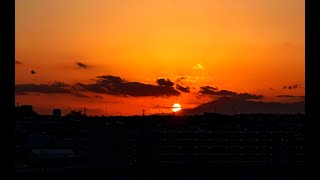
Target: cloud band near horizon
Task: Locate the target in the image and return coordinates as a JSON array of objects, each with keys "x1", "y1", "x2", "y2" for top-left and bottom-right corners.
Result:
[
  {"x1": 16, "y1": 75, "x2": 181, "y2": 97},
  {"x1": 16, "y1": 75, "x2": 268, "y2": 100},
  {"x1": 199, "y1": 86, "x2": 263, "y2": 100}
]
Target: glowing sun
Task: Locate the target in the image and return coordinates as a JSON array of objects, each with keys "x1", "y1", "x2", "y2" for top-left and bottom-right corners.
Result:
[{"x1": 172, "y1": 103, "x2": 182, "y2": 112}]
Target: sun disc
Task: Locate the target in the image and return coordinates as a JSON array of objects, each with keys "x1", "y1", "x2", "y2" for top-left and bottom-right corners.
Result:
[{"x1": 172, "y1": 103, "x2": 182, "y2": 112}]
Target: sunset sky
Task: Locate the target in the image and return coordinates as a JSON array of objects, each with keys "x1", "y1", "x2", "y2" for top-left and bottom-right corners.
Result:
[{"x1": 15, "y1": 0, "x2": 305, "y2": 116}]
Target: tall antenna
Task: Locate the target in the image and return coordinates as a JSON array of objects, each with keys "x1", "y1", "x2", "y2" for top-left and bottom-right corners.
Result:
[{"x1": 105, "y1": 104, "x2": 108, "y2": 117}]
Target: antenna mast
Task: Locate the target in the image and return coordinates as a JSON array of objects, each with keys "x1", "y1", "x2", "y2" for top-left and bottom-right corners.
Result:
[{"x1": 105, "y1": 104, "x2": 108, "y2": 117}]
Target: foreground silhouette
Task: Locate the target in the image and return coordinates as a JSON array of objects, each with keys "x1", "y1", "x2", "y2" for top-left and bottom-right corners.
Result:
[{"x1": 16, "y1": 106, "x2": 304, "y2": 178}]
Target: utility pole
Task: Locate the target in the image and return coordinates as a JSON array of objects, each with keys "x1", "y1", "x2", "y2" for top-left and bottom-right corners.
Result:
[{"x1": 105, "y1": 104, "x2": 108, "y2": 117}]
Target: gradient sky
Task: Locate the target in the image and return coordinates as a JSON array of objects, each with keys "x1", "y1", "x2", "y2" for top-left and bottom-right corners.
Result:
[{"x1": 15, "y1": 0, "x2": 305, "y2": 116}]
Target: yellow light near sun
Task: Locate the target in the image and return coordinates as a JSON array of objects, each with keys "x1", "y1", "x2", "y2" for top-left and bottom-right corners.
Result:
[{"x1": 172, "y1": 103, "x2": 182, "y2": 112}]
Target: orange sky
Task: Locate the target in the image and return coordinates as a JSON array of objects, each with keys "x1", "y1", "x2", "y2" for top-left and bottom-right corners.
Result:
[{"x1": 15, "y1": 0, "x2": 305, "y2": 116}]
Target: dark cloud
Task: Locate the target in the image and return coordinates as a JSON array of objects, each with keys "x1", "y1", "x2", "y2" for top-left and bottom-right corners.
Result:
[
  {"x1": 156, "y1": 78, "x2": 174, "y2": 87},
  {"x1": 235, "y1": 93, "x2": 263, "y2": 100},
  {"x1": 76, "y1": 75, "x2": 180, "y2": 97},
  {"x1": 76, "y1": 62, "x2": 89, "y2": 69},
  {"x1": 211, "y1": 90, "x2": 237, "y2": 96},
  {"x1": 75, "y1": 82, "x2": 107, "y2": 94},
  {"x1": 277, "y1": 95, "x2": 305, "y2": 98},
  {"x1": 16, "y1": 82, "x2": 71, "y2": 94},
  {"x1": 16, "y1": 75, "x2": 181, "y2": 98},
  {"x1": 283, "y1": 84, "x2": 300, "y2": 90},
  {"x1": 15, "y1": 60, "x2": 23, "y2": 65},
  {"x1": 176, "y1": 84, "x2": 190, "y2": 93},
  {"x1": 73, "y1": 93, "x2": 91, "y2": 98},
  {"x1": 199, "y1": 86, "x2": 263, "y2": 100},
  {"x1": 15, "y1": 81, "x2": 90, "y2": 98},
  {"x1": 199, "y1": 86, "x2": 219, "y2": 95}
]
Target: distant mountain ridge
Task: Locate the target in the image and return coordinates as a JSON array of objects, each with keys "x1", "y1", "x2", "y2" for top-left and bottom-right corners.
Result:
[{"x1": 177, "y1": 97, "x2": 305, "y2": 115}]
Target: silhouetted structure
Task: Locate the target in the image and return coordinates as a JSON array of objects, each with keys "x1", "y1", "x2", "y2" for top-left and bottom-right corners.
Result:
[
  {"x1": 15, "y1": 105, "x2": 39, "y2": 120},
  {"x1": 15, "y1": 111, "x2": 304, "y2": 177},
  {"x1": 67, "y1": 111, "x2": 83, "y2": 118},
  {"x1": 53, "y1": 109, "x2": 61, "y2": 118}
]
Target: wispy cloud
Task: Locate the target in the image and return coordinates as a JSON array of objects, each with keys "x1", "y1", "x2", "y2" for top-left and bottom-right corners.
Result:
[
  {"x1": 175, "y1": 76, "x2": 211, "y2": 83},
  {"x1": 76, "y1": 62, "x2": 89, "y2": 69},
  {"x1": 192, "y1": 64, "x2": 204, "y2": 70}
]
